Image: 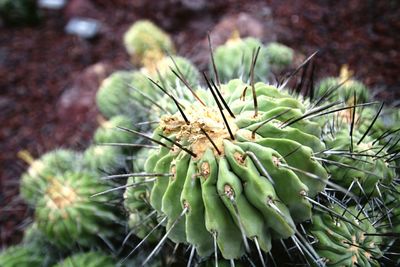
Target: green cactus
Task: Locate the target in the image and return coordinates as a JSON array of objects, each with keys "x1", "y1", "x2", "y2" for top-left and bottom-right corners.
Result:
[
  {"x1": 35, "y1": 171, "x2": 122, "y2": 248},
  {"x1": 96, "y1": 58, "x2": 199, "y2": 122},
  {"x1": 124, "y1": 176, "x2": 163, "y2": 243},
  {"x1": 52, "y1": 252, "x2": 115, "y2": 267},
  {"x1": 213, "y1": 35, "x2": 270, "y2": 82},
  {"x1": 18, "y1": 149, "x2": 81, "y2": 206},
  {"x1": 0, "y1": 245, "x2": 46, "y2": 267},
  {"x1": 315, "y1": 65, "x2": 370, "y2": 105},
  {"x1": 123, "y1": 20, "x2": 175, "y2": 65},
  {"x1": 22, "y1": 223, "x2": 61, "y2": 262},
  {"x1": 323, "y1": 128, "x2": 394, "y2": 196},
  {"x1": 140, "y1": 55, "x2": 200, "y2": 90},
  {"x1": 264, "y1": 42, "x2": 294, "y2": 70},
  {"x1": 96, "y1": 70, "x2": 151, "y2": 119},
  {"x1": 139, "y1": 78, "x2": 329, "y2": 260},
  {"x1": 308, "y1": 205, "x2": 383, "y2": 266},
  {"x1": 94, "y1": 115, "x2": 133, "y2": 144},
  {"x1": 83, "y1": 145, "x2": 125, "y2": 173}
]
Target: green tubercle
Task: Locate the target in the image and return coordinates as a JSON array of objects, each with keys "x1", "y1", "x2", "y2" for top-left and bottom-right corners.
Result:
[
  {"x1": 323, "y1": 128, "x2": 394, "y2": 195},
  {"x1": 308, "y1": 205, "x2": 383, "y2": 267}
]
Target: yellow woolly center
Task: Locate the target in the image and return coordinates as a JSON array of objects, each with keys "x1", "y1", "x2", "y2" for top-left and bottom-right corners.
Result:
[
  {"x1": 141, "y1": 50, "x2": 166, "y2": 75},
  {"x1": 160, "y1": 105, "x2": 238, "y2": 157},
  {"x1": 226, "y1": 29, "x2": 242, "y2": 46},
  {"x1": 94, "y1": 146, "x2": 106, "y2": 156},
  {"x1": 46, "y1": 178, "x2": 79, "y2": 218}
]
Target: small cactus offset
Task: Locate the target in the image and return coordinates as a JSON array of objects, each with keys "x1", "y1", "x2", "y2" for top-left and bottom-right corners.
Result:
[
  {"x1": 323, "y1": 127, "x2": 395, "y2": 195},
  {"x1": 34, "y1": 171, "x2": 123, "y2": 249},
  {"x1": 307, "y1": 205, "x2": 383, "y2": 266},
  {"x1": 18, "y1": 149, "x2": 81, "y2": 206}
]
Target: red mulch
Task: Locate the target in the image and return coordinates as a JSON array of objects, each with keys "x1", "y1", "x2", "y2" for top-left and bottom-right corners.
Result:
[{"x1": 1, "y1": 0, "x2": 399, "y2": 248}]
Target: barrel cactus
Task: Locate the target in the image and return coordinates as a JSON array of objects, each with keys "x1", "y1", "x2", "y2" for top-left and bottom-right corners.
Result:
[
  {"x1": 137, "y1": 78, "x2": 329, "y2": 260},
  {"x1": 35, "y1": 171, "x2": 122, "y2": 248},
  {"x1": 308, "y1": 205, "x2": 383, "y2": 266}
]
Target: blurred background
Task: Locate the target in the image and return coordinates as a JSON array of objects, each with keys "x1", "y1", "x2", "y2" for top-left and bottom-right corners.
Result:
[{"x1": 0, "y1": 0, "x2": 399, "y2": 248}]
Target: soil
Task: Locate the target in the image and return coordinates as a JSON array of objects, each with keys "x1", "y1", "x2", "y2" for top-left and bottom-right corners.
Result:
[{"x1": 1, "y1": 0, "x2": 399, "y2": 248}]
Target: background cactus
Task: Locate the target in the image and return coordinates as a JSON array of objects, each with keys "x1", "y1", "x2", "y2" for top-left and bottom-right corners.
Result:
[
  {"x1": 264, "y1": 42, "x2": 294, "y2": 70},
  {"x1": 35, "y1": 171, "x2": 123, "y2": 249},
  {"x1": 123, "y1": 20, "x2": 175, "y2": 65},
  {"x1": 18, "y1": 149, "x2": 81, "y2": 206},
  {"x1": 315, "y1": 65, "x2": 370, "y2": 105},
  {"x1": 94, "y1": 115, "x2": 134, "y2": 145},
  {"x1": 213, "y1": 35, "x2": 270, "y2": 82}
]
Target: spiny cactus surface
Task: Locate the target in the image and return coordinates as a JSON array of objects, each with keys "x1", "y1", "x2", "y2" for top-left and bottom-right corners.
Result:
[
  {"x1": 140, "y1": 78, "x2": 329, "y2": 260},
  {"x1": 35, "y1": 171, "x2": 122, "y2": 248}
]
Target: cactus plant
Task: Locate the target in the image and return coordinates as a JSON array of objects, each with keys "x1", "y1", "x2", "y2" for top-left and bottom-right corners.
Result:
[
  {"x1": 123, "y1": 20, "x2": 175, "y2": 65},
  {"x1": 136, "y1": 78, "x2": 329, "y2": 260},
  {"x1": 94, "y1": 115, "x2": 134, "y2": 145},
  {"x1": 96, "y1": 70, "x2": 153, "y2": 119},
  {"x1": 264, "y1": 42, "x2": 294, "y2": 70},
  {"x1": 0, "y1": 245, "x2": 45, "y2": 267},
  {"x1": 308, "y1": 205, "x2": 383, "y2": 266},
  {"x1": 315, "y1": 65, "x2": 370, "y2": 105},
  {"x1": 323, "y1": 128, "x2": 394, "y2": 196},
  {"x1": 18, "y1": 149, "x2": 81, "y2": 206},
  {"x1": 83, "y1": 145, "x2": 125, "y2": 174},
  {"x1": 213, "y1": 35, "x2": 270, "y2": 82},
  {"x1": 35, "y1": 171, "x2": 123, "y2": 249}
]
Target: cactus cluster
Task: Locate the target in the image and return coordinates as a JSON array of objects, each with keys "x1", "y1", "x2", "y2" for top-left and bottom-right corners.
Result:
[{"x1": 2, "y1": 19, "x2": 400, "y2": 267}]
